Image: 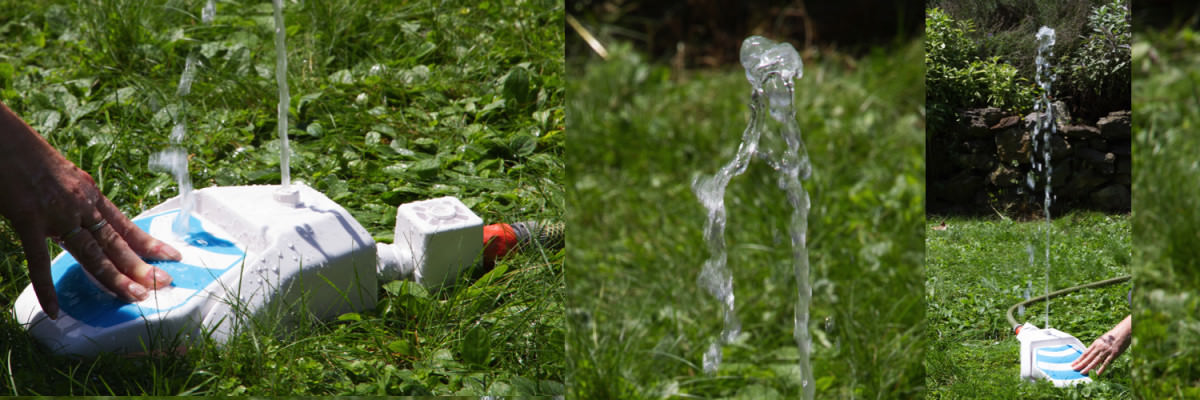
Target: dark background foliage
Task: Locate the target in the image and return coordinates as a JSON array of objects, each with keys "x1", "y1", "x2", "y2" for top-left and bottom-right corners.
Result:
[{"x1": 566, "y1": 0, "x2": 923, "y2": 68}]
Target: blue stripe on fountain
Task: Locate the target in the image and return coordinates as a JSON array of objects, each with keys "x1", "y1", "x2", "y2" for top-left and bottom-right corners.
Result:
[
  {"x1": 1036, "y1": 345, "x2": 1088, "y2": 381},
  {"x1": 1041, "y1": 367, "x2": 1088, "y2": 381},
  {"x1": 51, "y1": 211, "x2": 244, "y2": 328},
  {"x1": 1036, "y1": 345, "x2": 1084, "y2": 364}
]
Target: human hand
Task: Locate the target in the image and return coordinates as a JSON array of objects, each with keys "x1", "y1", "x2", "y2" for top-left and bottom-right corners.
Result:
[
  {"x1": 0, "y1": 101, "x2": 180, "y2": 319},
  {"x1": 1072, "y1": 315, "x2": 1132, "y2": 376}
]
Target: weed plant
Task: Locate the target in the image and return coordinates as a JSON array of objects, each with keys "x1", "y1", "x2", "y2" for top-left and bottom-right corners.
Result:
[
  {"x1": 567, "y1": 41, "x2": 924, "y2": 398},
  {"x1": 1130, "y1": 28, "x2": 1200, "y2": 399},
  {"x1": 925, "y1": 212, "x2": 1131, "y2": 399},
  {"x1": 0, "y1": 0, "x2": 563, "y2": 395}
]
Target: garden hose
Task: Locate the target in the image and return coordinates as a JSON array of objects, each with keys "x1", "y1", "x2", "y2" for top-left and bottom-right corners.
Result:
[
  {"x1": 1007, "y1": 275, "x2": 1132, "y2": 334},
  {"x1": 482, "y1": 220, "x2": 564, "y2": 266}
]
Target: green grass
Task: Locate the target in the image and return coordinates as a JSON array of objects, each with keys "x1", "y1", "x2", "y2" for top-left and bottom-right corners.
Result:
[
  {"x1": 1130, "y1": 28, "x2": 1200, "y2": 399},
  {"x1": 0, "y1": 0, "x2": 563, "y2": 395},
  {"x1": 566, "y1": 41, "x2": 925, "y2": 398},
  {"x1": 925, "y1": 212, "x2": 1131, "y2": 399}
]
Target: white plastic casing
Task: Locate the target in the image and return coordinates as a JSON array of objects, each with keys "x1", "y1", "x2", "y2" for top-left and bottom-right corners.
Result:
[
  {"x1": 1016, "y1": 323, "x2": 1093, "y2": 387},
  {"x1": 12, "y1": 184, "x2": 378, "y2": 356},
  {"x1": 391, "y1": 196, "x2": 483, "y2": 288}
]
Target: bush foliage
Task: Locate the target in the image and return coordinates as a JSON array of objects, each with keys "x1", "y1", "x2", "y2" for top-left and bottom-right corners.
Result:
[
  {"x1": 926, "y1": 0, "x2": 1129, "y2": 133},
  {"x1": 925, "y1": 8, "x2": 1034, "y2": 134},
  {"x1": 1064, "y1": 0, "x2": 1131, "y2": 115}
]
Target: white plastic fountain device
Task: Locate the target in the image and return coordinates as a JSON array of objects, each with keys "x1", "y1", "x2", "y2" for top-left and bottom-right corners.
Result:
[
  {"x1": 12, "y1": 184, "x2": 482, "y2": 356},
  {"x1": 1015, "y1": 322, "x2": 1093, "y2": 387}
]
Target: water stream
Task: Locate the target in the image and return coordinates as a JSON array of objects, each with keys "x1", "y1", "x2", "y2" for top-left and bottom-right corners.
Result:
[
  {"x1": 273, "y1": 0, "x2": 292, "y2": 188},
  {"x1": 149, "y1": 0, "x2": 216, "y2": 237},
  {"x1": 1029, "y1": 26, "x2": 1056, "y2": 328},
  {"x1": 693, "y1": 35, "x2": 813, "y2": 399}
]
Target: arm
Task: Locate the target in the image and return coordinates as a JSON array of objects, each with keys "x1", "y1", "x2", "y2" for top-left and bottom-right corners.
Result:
[{"x1": 0, "y1": 101, "x2": 180, "y2": 319}]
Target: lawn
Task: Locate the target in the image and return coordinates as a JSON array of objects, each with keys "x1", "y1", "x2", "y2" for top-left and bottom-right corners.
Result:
[
  {"x1": 0, "y1": 0, "x2": 564, "y2": 396},
  {"x1": 566, "y1": 40, "x2": 925, "y2": 398},
  {"x1": 925, "y1": 212, "x2": 1131, "y2": 399},
  {"x1": 1130, "y1": 27, "x2": 1200, "y2": 399}
]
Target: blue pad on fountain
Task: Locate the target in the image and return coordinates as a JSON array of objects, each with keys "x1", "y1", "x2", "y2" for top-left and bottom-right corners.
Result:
[
  {"x1": 1034, "y1": 344, "x2": 1090, "y2": 382},
  {"x1": 50, "y1": 210, "x2": 245, "y2": 328}
]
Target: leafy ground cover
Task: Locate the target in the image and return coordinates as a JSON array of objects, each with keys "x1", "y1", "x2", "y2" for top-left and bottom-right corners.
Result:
[
  {"x1": 925, "y1": 212, "x2": 1131, "y2": 399},
  {"x1": 0, "y1": 0, "x2": 563, "y2": 395},
  {"x1": 1130, "y1": 27, "x2": 1200, "y2": 399},
  {"x1": 566, "y1": 40, "x2": 925, "y2": 398}
]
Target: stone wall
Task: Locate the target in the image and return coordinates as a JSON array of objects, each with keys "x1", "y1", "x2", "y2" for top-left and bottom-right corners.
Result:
[{"x1": 928, "y1": 105, "x2": 1131, "y2": 215}]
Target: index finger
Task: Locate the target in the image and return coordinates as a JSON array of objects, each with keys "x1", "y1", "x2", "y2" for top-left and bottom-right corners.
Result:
[{"x1": 97, "y1": 195, "x2": 181, "y2": 261}]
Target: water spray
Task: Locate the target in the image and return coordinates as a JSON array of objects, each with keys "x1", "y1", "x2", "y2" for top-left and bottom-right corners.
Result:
[
  {"x1": 1030, "y1": 26, "x2": 1056, "y2": 329},
  {"x1": 693, "y1": 35, "x2": 813, "y2": 399},
  {"x1": 148, "y1": 0, "x2": 216, "y2": 237},
  {"x1": 272, "y1": 0, "x2": 298, "y2": 205}
]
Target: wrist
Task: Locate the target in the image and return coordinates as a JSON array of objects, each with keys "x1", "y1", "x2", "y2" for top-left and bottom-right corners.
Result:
[
  {"x1": 1111, "y1": 317, "x2": 1133, "y2": 349},
  {"x1": 0, "y1": 102, "x2": 62, "y2": 217}
]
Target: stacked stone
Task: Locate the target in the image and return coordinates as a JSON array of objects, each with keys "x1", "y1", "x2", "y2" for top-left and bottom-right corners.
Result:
[{"x1": 930, "y1": 106, "x2": 1130, "y2": 213}]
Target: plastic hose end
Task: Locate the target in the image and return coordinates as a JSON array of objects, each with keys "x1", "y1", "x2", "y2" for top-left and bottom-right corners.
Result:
[{"x1": 483, "y1": 223, "x2": 518, "y2": 265}]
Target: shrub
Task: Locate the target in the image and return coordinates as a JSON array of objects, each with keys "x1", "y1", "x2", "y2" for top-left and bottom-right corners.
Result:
[
  {"x1": 926, "y1": 8, "x2": 1035, "y2": 133},
  {"x1": 1064, "y1": 0, "x2": 1131, "y2": 116},
  {"x1": 931, "y1": 0, "x2": 1094, "y2": 81},
  {"x1": 926, "y1": 8, "x2": 975, "y2": 68}
]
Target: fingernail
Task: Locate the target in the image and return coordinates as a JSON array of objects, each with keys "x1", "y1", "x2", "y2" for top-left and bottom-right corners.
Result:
[
  {"x1": 150, "y1": 267, "x2": 173, "y2": 287},
  {"x1": 129, "y1": 282, "x2": 148, "y2": 301},
  {"x1": 158, "y1": 241, "x2": 182, "y2": 261}
]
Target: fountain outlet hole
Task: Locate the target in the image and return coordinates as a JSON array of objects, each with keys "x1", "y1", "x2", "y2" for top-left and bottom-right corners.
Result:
[{"x1": 692, "y1": 35, "x2": 814, "y2": 399}]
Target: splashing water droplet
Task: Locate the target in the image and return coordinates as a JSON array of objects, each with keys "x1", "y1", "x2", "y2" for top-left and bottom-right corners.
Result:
[
  {"x1": 150, "y1": 3, "x2": 216, "y2": 238},
  {"x1": 703, "y1": 342, "x2": 722, "y2": 374},
  {"x1": 201, "y1": 0, "x2": 215, "y2": 23}
]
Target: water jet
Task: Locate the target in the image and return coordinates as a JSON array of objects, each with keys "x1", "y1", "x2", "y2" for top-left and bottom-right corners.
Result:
[{"x1": 693, "y1": 35, "x2": 813, "y2": 399}]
